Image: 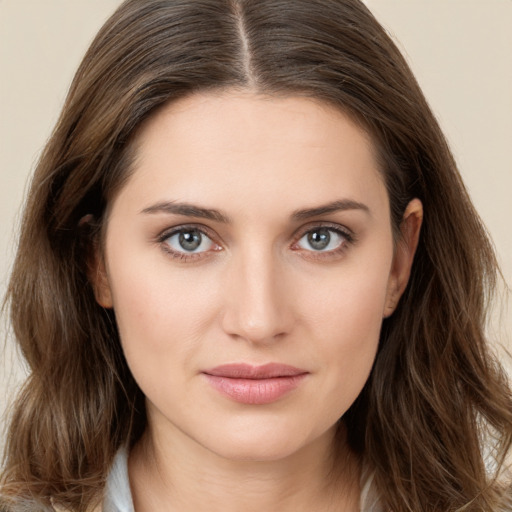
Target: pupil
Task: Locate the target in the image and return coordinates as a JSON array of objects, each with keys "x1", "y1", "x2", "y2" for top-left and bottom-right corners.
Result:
[
  {"x1": 308, "y1": 229, "x2": 330, "y2": 250},
  {"x1": 179, "y1": 230, "x2": 201, "y2": 251}
]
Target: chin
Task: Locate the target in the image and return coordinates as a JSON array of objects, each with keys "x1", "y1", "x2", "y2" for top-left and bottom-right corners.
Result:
[{"x1": 196, "y1": 421, "x2": 333, "y2": 464}]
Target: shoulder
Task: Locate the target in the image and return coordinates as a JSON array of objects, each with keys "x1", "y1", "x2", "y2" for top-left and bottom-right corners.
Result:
[
  {"x1": 0, "y1": 497, "x2": 55, "y2": 512},
  {"x1": 0, "y1": 447, "x2": 128, "y2": 512},
  {"x1": 1, "y1": 492, "x2": 102, "y2": 512}
]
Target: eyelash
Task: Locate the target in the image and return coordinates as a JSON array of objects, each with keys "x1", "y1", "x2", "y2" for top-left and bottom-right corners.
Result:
[{"x1": 156, "y1": 223, "x2": 356, "y2": 263}]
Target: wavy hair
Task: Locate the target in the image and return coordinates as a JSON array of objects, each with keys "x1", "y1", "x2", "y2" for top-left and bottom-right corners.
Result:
[{"x1": 2, "y1": 0, "x2": 511, "y2": 510}]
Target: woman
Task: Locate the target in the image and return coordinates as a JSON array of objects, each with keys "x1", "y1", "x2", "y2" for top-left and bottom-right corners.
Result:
[{"x1": 1, "y1": 0, "x2": 511, "y2": 511}]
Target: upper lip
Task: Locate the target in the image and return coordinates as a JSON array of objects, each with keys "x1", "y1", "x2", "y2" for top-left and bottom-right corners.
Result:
[{"x1": 203, "y1": 363, "x2": 308, "y2": 379}]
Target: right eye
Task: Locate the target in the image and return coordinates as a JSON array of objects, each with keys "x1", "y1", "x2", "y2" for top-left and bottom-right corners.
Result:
[{"x1": 161, "y1": 227, "x2": 220, "y2": 257}]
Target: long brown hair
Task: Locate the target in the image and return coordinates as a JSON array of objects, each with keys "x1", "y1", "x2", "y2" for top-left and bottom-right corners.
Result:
[{"x1": 2, "y1": 1, "x2": 511, "y2": 510}]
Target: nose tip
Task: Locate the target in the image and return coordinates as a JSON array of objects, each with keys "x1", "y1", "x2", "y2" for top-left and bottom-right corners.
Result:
[
  {"x1": 221, "y1": 292, "x2": 290, "y2": 344},
  {"x1": 224, "y1": 302, "x2": 286, "y2": 344}
]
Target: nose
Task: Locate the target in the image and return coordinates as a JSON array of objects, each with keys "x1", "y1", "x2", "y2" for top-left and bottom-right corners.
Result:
[{"x1": 220, "y1": 248, "x2": 294, "y2": 344}]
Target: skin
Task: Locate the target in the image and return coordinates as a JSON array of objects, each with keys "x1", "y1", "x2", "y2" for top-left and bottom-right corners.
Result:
[{"x1": 93, "y1": 91, "x2": 422, "y2": 512}]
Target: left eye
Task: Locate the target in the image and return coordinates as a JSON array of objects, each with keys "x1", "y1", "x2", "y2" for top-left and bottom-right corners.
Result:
[
  {"x1": 164, "y1": 228, "x2": 215, "y2": 253},
  {"x1": 296, "y1": 227, "x2": 346, "y2": 252}
]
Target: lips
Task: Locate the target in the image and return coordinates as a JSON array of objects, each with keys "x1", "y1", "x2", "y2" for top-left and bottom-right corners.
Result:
[{"x1": 202, "y1": 363, "x2": 308, "y2": 405}]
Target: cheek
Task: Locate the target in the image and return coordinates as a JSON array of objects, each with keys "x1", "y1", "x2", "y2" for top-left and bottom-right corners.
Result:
[
  {"x1": 299, "y1": 247, "x2": 392, "y2": 340},
  {"x1": 296, "y1": 256, "x2": 392, "y2": 410},
  {"x1": 105, "y1": 248, "x2": 223, "y2": 385}
]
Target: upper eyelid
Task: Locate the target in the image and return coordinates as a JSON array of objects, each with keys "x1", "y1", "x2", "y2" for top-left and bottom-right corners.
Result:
[
  {"x1": 292, "y1": 221, "x2": 354, "y2": 240},
  {"x1": 157, "y1": 223, "x2": 217, "y2": 242}
]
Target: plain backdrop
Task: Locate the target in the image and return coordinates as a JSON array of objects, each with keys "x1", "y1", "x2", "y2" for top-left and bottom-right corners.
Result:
[{"x1": 1, "y1": 1, "x2": 511, "y2": 450}]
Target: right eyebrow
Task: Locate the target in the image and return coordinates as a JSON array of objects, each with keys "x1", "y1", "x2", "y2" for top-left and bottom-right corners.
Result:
[{"x1": 140, "y1": 201, "x2": 231, "y2": 223}]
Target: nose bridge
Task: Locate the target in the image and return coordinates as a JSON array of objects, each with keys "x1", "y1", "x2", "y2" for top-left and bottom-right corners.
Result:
[{"x1": 221, "y1": 243, "x2": 292, "y2": 343}]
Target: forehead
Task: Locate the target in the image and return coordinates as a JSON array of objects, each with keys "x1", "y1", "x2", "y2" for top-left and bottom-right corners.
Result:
[{"x1": 114, "y1": 90, "x2": 388, "y2": 221}]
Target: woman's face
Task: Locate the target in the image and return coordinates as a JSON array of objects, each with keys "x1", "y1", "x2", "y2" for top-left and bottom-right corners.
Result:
[{"x1": 95, "y1": 91, "x2": 420, "y2": 461}]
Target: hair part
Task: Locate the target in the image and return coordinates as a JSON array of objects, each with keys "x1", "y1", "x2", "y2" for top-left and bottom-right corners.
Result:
[{"x1": 2, "y1": 1, "x2": 511, "y2": 511}]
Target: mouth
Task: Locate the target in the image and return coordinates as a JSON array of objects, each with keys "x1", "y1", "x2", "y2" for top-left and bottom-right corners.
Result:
[{"x1": 202, "y1": 363, "x2": 309, "y2": 405}]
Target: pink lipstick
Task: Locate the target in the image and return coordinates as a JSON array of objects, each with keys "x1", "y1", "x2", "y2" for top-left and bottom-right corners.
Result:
[{"x1": 202, "y1": 363, "x2": 308, "y2": 405}]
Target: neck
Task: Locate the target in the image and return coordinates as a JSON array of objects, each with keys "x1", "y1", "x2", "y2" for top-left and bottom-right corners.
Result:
[{"x1": 128, "y1": 423, "x2": 361, "y2": 512}]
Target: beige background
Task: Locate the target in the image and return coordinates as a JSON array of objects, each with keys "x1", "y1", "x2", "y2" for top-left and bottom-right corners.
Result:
[{"x1": 1, "y1": 1, "x2": 511, "y2": 448}]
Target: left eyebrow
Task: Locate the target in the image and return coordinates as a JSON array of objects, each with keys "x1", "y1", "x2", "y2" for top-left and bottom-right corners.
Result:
[{"x1": 291, "y1": 199, "x2": 371, "y2": 221}]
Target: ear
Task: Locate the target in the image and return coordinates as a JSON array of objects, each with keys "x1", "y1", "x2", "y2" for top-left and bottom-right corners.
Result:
[
  {"x1": 384, "y1": 198, "x2": 423, "y2": 318},
  {"x1": 80, "y1": 214, "x2": 113, "y2": 309}
]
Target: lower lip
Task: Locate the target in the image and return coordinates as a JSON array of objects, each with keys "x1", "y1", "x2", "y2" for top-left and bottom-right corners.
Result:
[{"x1": 203, "y1": 374, "x2": 307, "y2": 405}]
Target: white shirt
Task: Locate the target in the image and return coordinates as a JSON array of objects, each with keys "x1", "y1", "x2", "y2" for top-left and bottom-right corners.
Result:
[{"x1": 103, "y1": 448, "x2": 135, "y2": 512}]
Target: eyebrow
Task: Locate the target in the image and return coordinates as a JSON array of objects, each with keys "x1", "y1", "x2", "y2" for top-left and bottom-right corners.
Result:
[
  {"x1": 141, "y1": 201, "x2": 231, "y2": 223},
  {"x1": 291, "y1": 199, "x2": 370, "y2": 220},
  {"x1": 140, "y1": 198, "x2": 370, "y2": 223}
]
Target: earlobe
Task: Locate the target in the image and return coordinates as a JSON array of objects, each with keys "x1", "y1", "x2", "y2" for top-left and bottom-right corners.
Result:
[
  {"x1": 384, "y1": 198, "x2": 423, "y2": 317},
  {"x1": 91, "y1": 253, "x2": 114, "y2": 309}
]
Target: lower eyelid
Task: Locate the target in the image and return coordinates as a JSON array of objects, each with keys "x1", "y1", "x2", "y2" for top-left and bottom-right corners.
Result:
[
  {"x1": 160, "y1": 243, "x2": 219, "y2": 262},
  {"x1": 293, "y1": 243, "x2": 350, "y2": 262}
]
